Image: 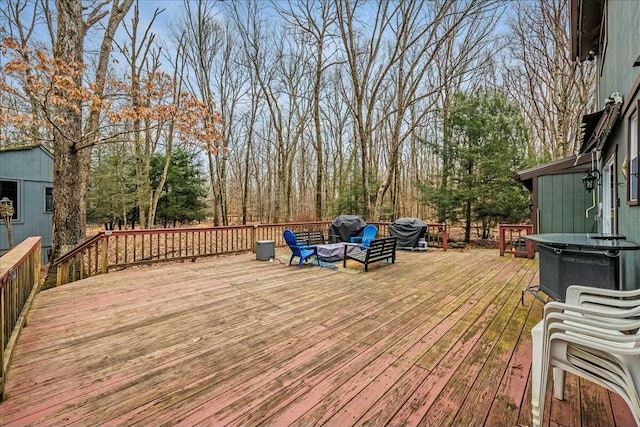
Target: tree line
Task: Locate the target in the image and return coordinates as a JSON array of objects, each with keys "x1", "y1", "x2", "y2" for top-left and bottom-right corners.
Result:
[{"x1": 0, "y1": 0, "x2": 594, "y2": 262}]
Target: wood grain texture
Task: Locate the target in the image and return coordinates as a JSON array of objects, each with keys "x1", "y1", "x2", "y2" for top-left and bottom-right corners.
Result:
[{"x1": 0, "y1": 249, "x2": 634, "y2": 427}]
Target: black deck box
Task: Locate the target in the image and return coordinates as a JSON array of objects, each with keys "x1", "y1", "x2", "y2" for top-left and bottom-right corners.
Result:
[{"x1": 538, "y1": 245, "x2": 618, "y2": 301}]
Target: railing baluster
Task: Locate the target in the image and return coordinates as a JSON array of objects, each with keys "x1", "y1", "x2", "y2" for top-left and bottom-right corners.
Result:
[{"x1": 94, "y1": 243, "x2": 98, "y2": 276}]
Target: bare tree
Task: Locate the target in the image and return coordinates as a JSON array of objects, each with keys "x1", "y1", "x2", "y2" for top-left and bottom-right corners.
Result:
[
  {"x1": 177, "y1": 0, "x2": 235, "y2": 225},
  {"x1": 116, "y1": 4, "x2": 164, "y2": 228},
  {"x1": 333, "y1": 0, "x2": 502, "y2": 220},
  {"x1": 505, "y1": 0, "x2": 595, "y2": 160},
  {"x1": 333, "y1": 0, "x2": 396, "y2": 218},
  {"x1": 1, "y1": 0, "x2": 47, "y2": 146},
  {"x1": 372, "y1": 0, "x2": 503, "y2": 219},
  {"x1": 228, "y1": 0, "x2": 311, "y2": 222},
  {"x1": 276, "y1": 0, "x2": 338, "y2": 220}
]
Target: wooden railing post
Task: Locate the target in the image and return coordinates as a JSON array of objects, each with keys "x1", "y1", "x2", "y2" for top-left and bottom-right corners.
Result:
[
  {"x1": 442, "y1": 223, "x2": 448, "y2": 251},
  {"x1": 499, "y1": 225, "x2": 506, "y2": 256},
  {"x1": 56, "y1": 262, "x2": 66, "y2": 286},
  {"x1": 252, "y1": 225, "x2": 257, "y2": 253},
  {"x1": 100, "y1": 234, "x2": 109, "y2": 274}
]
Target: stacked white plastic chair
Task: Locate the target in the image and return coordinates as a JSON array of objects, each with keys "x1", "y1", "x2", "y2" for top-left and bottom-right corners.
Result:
[{"x1": 531, "y1": 285, "x2": 640, "y2": 427}]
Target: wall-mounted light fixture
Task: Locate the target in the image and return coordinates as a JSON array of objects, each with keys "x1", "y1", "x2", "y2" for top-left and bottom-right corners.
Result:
[{"x1": 582, "y1": 169, "x2": 600, "y2": 192}]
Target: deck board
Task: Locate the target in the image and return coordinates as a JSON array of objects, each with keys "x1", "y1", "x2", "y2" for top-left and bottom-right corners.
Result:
[{"x1": 0, "y1": 249, "x2": 636, "y2": 427}]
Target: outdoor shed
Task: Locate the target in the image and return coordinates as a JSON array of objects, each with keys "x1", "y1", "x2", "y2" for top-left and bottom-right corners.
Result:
[
  {"x1": 0, "y1": 144, "x2": 54, "y2": 263},
  {"x1": 516, "y1": 155, "x2": 596, "y2": 234}
]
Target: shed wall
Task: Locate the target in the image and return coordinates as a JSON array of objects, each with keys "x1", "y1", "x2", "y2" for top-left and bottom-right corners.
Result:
[
  {"x1": 537, "y1": 173, "x2": 596, "y2": 234},
  {"x1": 0, "y1": 147, "x2": 53, "y2": 263}
]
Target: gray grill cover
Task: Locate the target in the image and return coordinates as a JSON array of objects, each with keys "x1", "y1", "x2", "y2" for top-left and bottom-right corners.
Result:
[
  {"x1": 389, "y1": 218, "x2": 428, "y2": 249},
  {"x1": 329, "y1": 215, "x2": 367, "y2": 243}
]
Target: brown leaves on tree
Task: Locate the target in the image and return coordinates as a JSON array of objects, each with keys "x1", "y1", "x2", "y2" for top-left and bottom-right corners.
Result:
[{"x1": 1, "y1": 37, "x2": 224, "y2": 151}]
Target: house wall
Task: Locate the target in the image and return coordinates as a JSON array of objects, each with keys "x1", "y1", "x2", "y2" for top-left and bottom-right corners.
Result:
[
  {"x1": 0, "y1": 147, "x2": 53, "y2": 263},
  {"x1": 600, "y1": 1, "x2": 640, "y2": 289},
  {"x1": 598, "y1": 2, "x2": 640, "y2": 104},
  {"x1": 537, "y1": 173, "x2": 597, "y2": 234}
]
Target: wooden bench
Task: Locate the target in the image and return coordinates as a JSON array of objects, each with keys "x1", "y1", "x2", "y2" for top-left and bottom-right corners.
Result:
[
  {"x1": 343, "y1": 237, "x2": 397, "y2": 271},
  {"x1": 294, "y1": 230, "x2": 325, "y2": 246}
]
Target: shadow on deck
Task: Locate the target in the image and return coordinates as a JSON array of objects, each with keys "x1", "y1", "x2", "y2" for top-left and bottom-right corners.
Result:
[{"x1": 0, "y1": 249, "x2": 634, "y2": 426}]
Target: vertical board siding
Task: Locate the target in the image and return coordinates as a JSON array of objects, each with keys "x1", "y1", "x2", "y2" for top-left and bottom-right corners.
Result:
[
  {"x1": 0, "y1": 146, "x2": 53, "y2": 264},
  {"x1": 537, "y1": 173, "x2": 596, "y2": 234}
]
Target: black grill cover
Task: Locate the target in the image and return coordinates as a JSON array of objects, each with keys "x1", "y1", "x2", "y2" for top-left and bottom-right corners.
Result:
[
  {"x1": 328, "y1": 215, "x2": 367, "y2": 243},
  {"x1": 389, "y1": 218, "x2": 427, "y2": 249}
]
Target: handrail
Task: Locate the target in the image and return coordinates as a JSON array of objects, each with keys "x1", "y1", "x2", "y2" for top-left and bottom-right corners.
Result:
[
  {"x1": 1, "y1": 236, "x2": 41, "y2": 400},
  {"x1": 53, "y1": 232, "x2": 105, "y2": 265},
  {"x1": 53, "y1": 220, "x2": 450, "y2": 286}
]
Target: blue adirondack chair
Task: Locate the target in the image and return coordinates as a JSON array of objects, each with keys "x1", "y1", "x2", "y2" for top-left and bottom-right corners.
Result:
[
  {"x1": 350, "y1": 224, "x2": 378, "y2": 248},
  {"x1": 284, "y1": 229, "x2": 320, "y2": 267}
]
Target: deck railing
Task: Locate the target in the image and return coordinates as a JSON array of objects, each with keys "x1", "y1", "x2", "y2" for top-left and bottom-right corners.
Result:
[
  {"x1": 54, "y1": 226, "x2": 255, "y2": 285},
  {"x1": 498, "y1": 224, "x2": 534, "y2": 259},
  {"x1": 424, "y1": 222, "x2": 448, "y2": 250},
  {"x1": 54, "y1": 221, "x2": 449, "y2": 285},
  {"x1": 1, "y1": 236, "x2": 41, "y2": 399}
]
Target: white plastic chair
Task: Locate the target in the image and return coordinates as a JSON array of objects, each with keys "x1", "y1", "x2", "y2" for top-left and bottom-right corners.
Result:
[{"x1": 531, "y1": 285, "x2": 640, "y2": 427}]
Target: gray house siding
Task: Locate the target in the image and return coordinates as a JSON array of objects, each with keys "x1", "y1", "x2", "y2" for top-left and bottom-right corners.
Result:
[
  {"x1": 0, "y1": 146, "x2": 53, "y2": 263},
  {"x1": 598, "y1": 1, "x2": 640, "y2": 289},
  {"x1": 598, "y1": 3, "x2": 640, "y2": 106}
]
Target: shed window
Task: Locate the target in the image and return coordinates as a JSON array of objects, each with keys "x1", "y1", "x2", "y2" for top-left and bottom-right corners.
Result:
[
  {"x1": 0, "y1": 180, "x2": 18, "y2": 220},
  {"x1": 629, "y1": 106, "x2": 638, "y2": 204},
  {"x1": 45, "y1": 187, "x2": 53, "y2": 213}
]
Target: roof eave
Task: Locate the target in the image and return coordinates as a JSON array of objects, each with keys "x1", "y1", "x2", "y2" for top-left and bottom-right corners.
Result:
[
  {"x1": 570, "y1": 0, "x2": 605, "y2": 62},
  {"x1": 516, "y1": 155, "x2": 593, "y2": 182}
]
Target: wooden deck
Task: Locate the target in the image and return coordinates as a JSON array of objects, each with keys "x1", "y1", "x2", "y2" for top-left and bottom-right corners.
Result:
[{"x1": 0, "y1": 249, "x2": 635, "y2": 427}]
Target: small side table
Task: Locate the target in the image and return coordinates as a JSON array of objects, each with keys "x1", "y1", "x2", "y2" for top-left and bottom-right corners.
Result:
[{"x1": 256, "y1": 240, "x2": 275, "y2": 261}]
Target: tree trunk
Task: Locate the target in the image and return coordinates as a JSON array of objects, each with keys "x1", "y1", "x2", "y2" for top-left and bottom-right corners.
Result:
[
  {"x1": 242, "y1": 100, "x2": 257, "y2": 224},
  {"x1": 313, "y1": 68, "x2": 324, "y2": 221},
  {"x1": 50, "y1": 0, "x2": 86, "y2": 261},
  {"x1": 207, "y1": 151, "x2": 220, "y2": 225}
]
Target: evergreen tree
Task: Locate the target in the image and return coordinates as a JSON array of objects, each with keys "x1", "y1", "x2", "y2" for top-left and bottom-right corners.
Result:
[
  {"x1": 151, "y1": 149, "x2": 209, "y2": 227},
  {"x1": 87, "y1": 144, "x2": 137, "y2": 228},
  {"x1": 426, "y1": 91, "x2": 531, "y2": 241}
]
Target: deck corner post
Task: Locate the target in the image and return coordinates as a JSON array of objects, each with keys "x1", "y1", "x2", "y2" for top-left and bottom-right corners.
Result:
[
  {"x1": 252, "y1": 225, "x2": 258, "y2": 253},
  {"x1": 442, "y1": 222, "x2": 448, "y2": 251}
]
